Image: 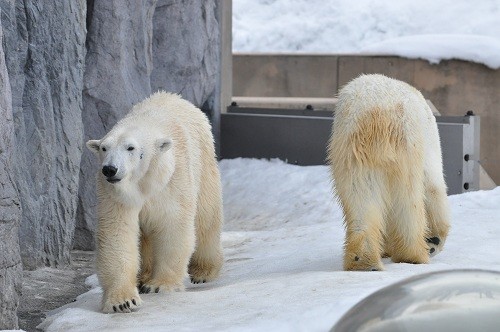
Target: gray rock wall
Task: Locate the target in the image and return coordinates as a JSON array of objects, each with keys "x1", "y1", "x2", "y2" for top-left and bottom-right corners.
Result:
[
  {"x1": 0, "y1": 0, "x2": 86, "y2": 269},
  {"x1": 74, "y1": 0, "x2": 158, "y2": 250},
  {"x1": 0, "y1": 15, "x2": 22, "y2": 330},
  {"x1": 151, "y1": 0, "x2": 220, "y2": 110}
]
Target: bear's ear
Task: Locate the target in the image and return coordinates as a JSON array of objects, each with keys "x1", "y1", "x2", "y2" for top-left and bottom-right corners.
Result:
[
  {"x1": 86, "y1": 140, "x2": 101, "y2": 154},
  {"x1": 156, "y1": 138, "x2": 172, "y2": 152}
]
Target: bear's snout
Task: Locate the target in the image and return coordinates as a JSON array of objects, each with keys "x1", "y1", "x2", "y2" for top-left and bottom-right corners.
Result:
[{"x1": 102, "y1": 165, "x2": 118, "y2": 180}]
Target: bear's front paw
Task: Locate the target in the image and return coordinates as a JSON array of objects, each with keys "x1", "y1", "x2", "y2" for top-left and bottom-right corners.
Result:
[{"x1": 102, "y1": 288, "x2": 142, "y2": 313}]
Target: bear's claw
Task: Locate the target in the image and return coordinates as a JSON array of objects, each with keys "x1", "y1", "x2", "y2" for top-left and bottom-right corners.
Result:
[
  {"x1": 105, "y1": 297, "x2": 141, "y2": 313},
  {"x1": 112, "y1": 300, "x2": 134, "y2": 313},
  {"x1": 190, "y1": 277, "x2": 207, "y2": 284},
  {"x1": 426, "y1": 237, "x2": 440, "y2": 246},
  {"x1": 139, "y1": 285, "x2": 151, "y2": 294},
  {"x1": 138, "y1": 282, "x2": 159, "y2": 294},
  {"x1": 102, "y1": 290, "x2": 142, "y2": 313},
  {"x1": 344, "y1": 253, "x2": 384, "y2": 271},
  {"x1": 138, "y1": 281, "x2": 184, "y2": 293},
  {"x1": 426, "y1": 237, "x2": 441, "y2": 257}
]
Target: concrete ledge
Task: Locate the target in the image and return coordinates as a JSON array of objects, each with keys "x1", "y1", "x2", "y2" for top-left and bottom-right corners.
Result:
[
  {"x1": 232, "y1": 96, "x2": 338, "y2": 110},
  {"x1": 233, "y1": 96, "x2": 441, "y2": 116}
]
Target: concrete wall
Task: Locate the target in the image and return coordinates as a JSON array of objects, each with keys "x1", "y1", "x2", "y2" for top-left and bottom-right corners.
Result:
[{"x1": 233, "y1": 54, "x2": 500, "y2": 183}]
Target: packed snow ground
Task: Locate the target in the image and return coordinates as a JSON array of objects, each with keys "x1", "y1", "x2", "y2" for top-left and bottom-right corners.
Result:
[
  {"x1": 40, "y1": 158, "x2": 500, "y2": 331},
  {"x1": 233, "y1": 0, "x2": 500, "y2": 69}
]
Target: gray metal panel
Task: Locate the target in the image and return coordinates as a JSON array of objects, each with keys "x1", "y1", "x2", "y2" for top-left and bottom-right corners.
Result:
[
  {"x1": 438, "y1": 123, "x2": 464, "y2": 195},
  {"x1": 221, "y1": 113, "x2": 332, "y2": 165},
  {"x1": 221, "y1": 111, "x2": 479, "y2": 195},
  {"x1": 462, "y1": 116, "x2": 481, "y2": 191}
]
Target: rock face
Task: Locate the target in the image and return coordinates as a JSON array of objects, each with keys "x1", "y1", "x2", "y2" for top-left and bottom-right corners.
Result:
[
  {"x1": 0, "y1": 0, "x2": 86, "y2": 269},
  {"x1": 151, "y1": 0, "x2": 220, "y2": 110},
  {"x1": 74, "y1": 0, "x2": 158, "y2": 250},
  {"x1": 0, "y1": 16, "x2": 22, "y2": 330}
]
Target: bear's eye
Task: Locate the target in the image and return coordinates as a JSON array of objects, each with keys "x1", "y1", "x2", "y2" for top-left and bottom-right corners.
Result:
[
  {"x1": 127, "y1": 146, "x2": 135, "y2": 151},
  {"x1": 102, "y1": 147, "x2": 106, "y2": 152}
]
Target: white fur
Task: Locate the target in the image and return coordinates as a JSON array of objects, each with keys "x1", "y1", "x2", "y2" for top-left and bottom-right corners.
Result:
[
  {"x1": 328, "y1": 74, "x2": 450, "y2": 271},
  {"x1": 87, "y1": 92, "x2": 224, "y2": 313}
]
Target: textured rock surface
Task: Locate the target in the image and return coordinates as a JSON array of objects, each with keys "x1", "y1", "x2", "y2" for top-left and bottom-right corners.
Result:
[
  {"x1": 0, "y1": 0, "x2": 86, "y2": 269},
  {"x1": 0, "y1": 16, "x2": 22, "y2": 330},
  {"x1": 151, "y1": 0, "x2": 220, "y2": 110},
  {"x1": 74, "y1": 0, "x2": 158, "y2": 250}
]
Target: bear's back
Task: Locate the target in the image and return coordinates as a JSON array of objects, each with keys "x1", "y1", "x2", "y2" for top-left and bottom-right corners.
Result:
[
  {"x1": 333, "y1": 74, "x2": 433, "y2": 148},
  {"x1": 336, "y1": 74, "x2": 430, "y2": 131},
  {"x1": 128, "y1": 92, "x2": 209, "y2": 128}
]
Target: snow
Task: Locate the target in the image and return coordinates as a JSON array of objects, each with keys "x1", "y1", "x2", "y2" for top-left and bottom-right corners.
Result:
[
  {"x1": 40, "y1": 158, "x2": 500, "y2": 332},
  {"x1": 361, "y1": 35, "x2": 500, "y2": 69},
  {"x1": 233, "y1": 0, "x2": 500, "y2": 69}
]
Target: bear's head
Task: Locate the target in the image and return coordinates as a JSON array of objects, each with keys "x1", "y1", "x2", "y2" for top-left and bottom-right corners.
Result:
[{"x1": 86, "y1": 127, "x2": 172, "y2": 192}]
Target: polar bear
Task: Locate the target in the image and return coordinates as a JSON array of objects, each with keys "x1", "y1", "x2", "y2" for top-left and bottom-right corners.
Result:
[
  {"x1": 86, "y1": 92, "x2": 224, "y2": 313},
  {"x1": 328, "y1": 74, "x2": 450, "y2": 271}
]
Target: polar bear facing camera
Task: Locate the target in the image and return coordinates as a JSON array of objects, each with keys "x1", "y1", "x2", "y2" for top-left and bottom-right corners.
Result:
[
  {"x1": 87, "y1": 92, "x2": 224, "y2": 313},
  {"x1": 328, "y1": 74, "x2": 450, "y2": 271}
]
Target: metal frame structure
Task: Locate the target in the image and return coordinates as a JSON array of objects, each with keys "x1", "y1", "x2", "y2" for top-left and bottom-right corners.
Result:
[{"x1": 221, "y1": 105, "x2": 480, "y2": 195}]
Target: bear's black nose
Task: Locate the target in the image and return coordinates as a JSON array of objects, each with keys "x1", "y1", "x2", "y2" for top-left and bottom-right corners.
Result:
[{"x1": 102, "y1": 165, "x2": 118, "y2": 178}]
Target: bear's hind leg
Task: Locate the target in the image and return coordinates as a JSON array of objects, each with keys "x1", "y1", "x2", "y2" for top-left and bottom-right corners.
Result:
[
  {"x1": 139, "y1": 211, "x2": 196, "y2": 294},
  {"x1": 337, "y1": 170, "x2": 387, "y2": 271},
  {"x1": 388, "y1": 180, "x2": 429, "y2": 265},
  {"x1": 335, "y1": 171, "x2": 387, "y2": 271},
  {"x1": 424, "y1": 183, "x2": 450, "y2": 256},
  {"x1": 189, "y1": 207, "x2": 224, "y2": 283},
  {"x1": 343, "y1": 202, "x2": 385, "y2": 271},
  {"x1": 138, "y1": 231, "x2": 154, "y2": 288},
  {"x1": 189, "y1": 164, "x2": 224, "y2": 284}
]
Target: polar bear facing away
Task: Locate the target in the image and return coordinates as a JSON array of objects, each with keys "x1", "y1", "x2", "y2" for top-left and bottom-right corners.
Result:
[
  {"x1": 87, "y1": 92, "x2": 224, "y2": 313},
  {"x1": 328, "y1": 74, "x2": 450, "y2": 271}
]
